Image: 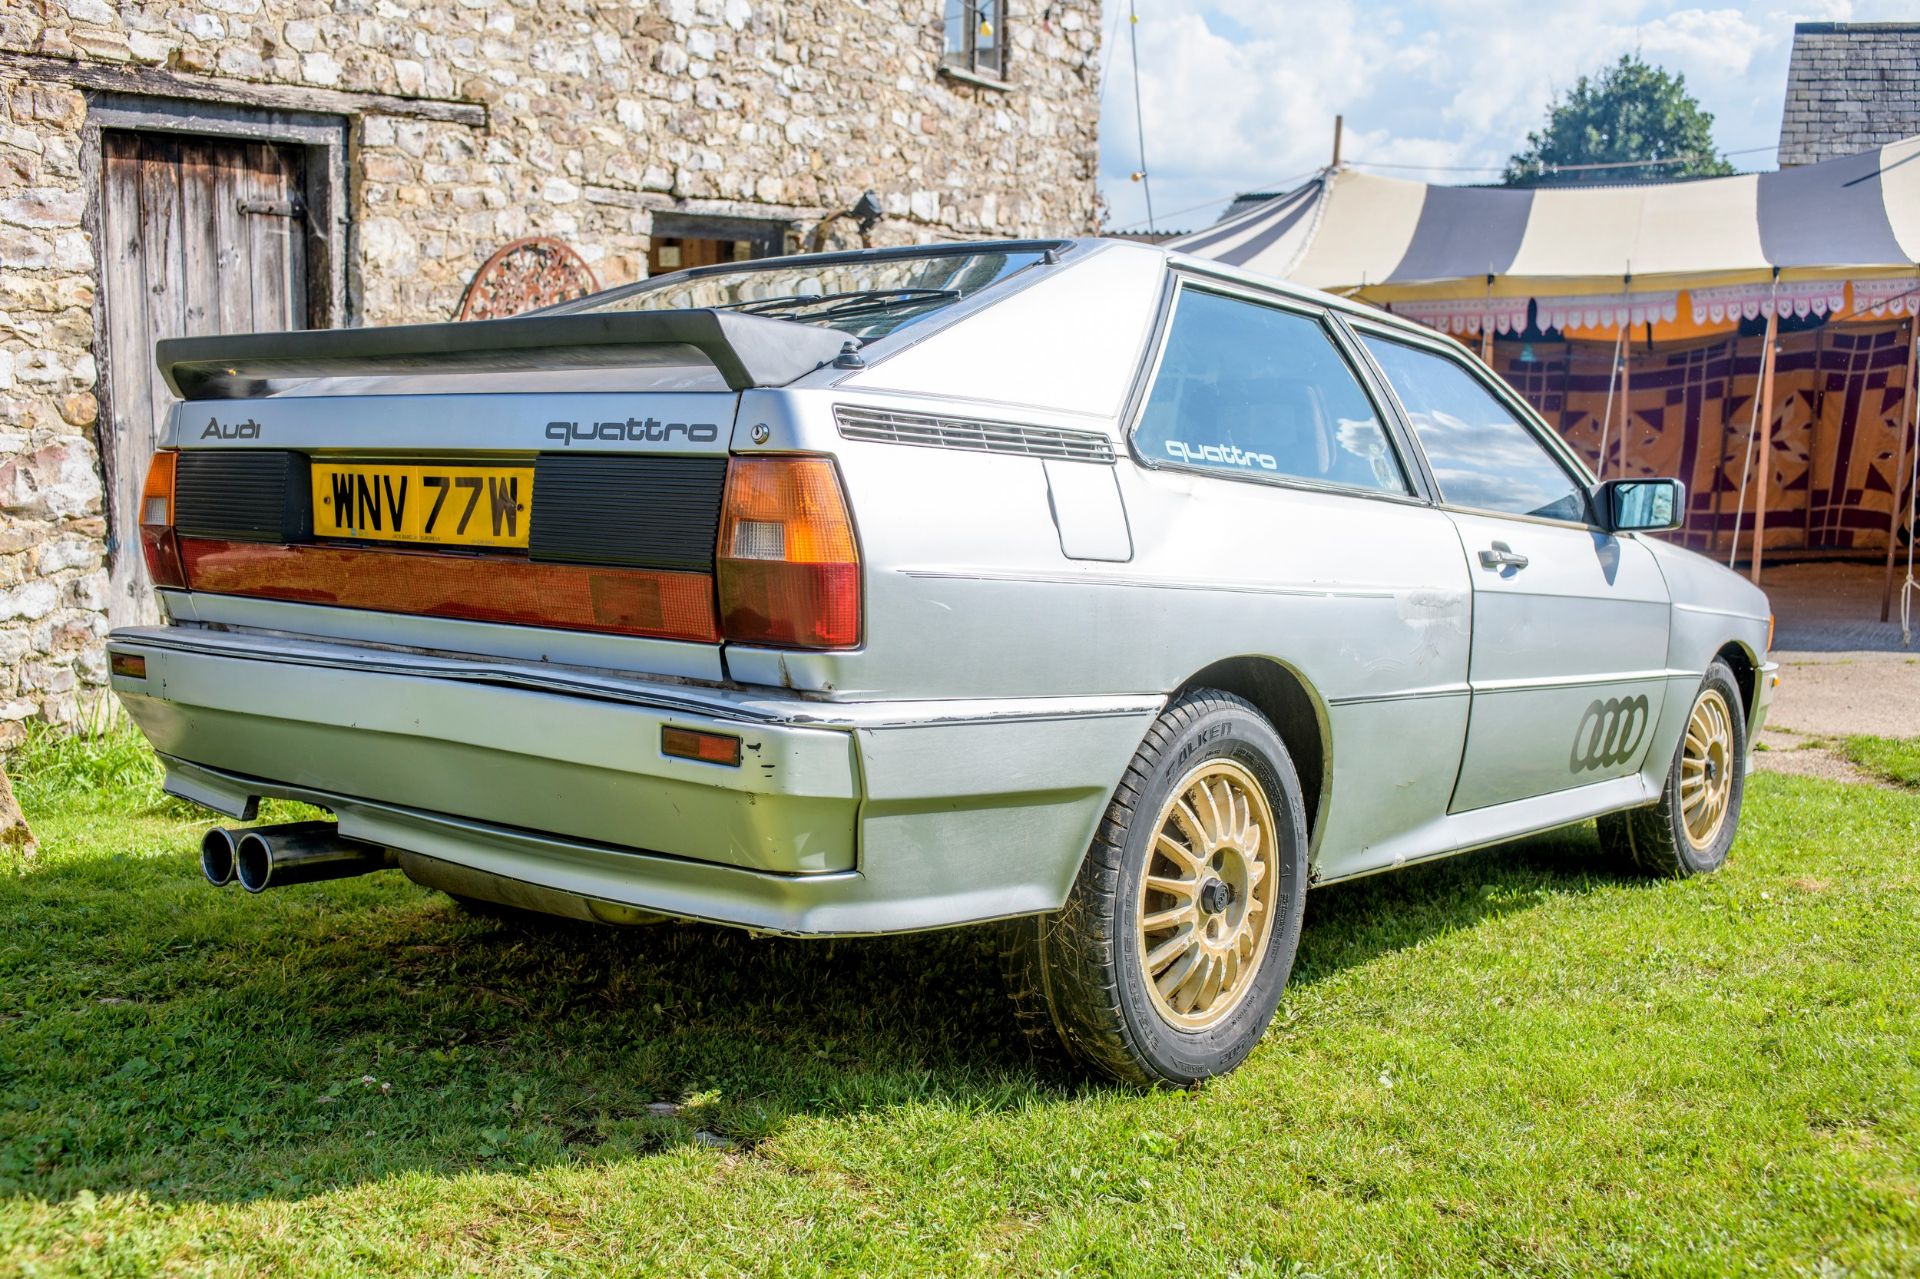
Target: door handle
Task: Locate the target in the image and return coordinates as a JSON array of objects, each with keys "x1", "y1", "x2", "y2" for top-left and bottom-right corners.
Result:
[{"x1": 1478, "y1": 541, "x2": 1530, "y2": 571}]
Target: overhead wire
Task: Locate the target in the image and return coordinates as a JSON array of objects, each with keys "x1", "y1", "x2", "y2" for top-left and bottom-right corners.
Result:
[
  {"x1": 1126, "y1": 0, "x2": 1154, "y2": 230},
  {"x1": 1105, "y1": 167, "x2": 1323, "y2": 233},
  {"x1": 1347, "y1": 143, "x2": 1781, "y2": 176},
  {"x1": 1096, "y1": 0, "x2": 1126, "y2": 105},
  {"x1": 1105, "y1": 143, "x2": 1782, "y2": 236}
]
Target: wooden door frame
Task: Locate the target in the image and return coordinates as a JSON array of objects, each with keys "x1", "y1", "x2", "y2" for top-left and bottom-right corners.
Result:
[{"x1": 78, "y1": 95, "x2": 348, "y2": 569}]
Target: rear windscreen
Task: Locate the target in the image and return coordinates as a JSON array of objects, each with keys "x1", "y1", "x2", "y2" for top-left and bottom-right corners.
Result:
[{"x1": 552, "y1": 248, "x2": 1047, "y2": 341}]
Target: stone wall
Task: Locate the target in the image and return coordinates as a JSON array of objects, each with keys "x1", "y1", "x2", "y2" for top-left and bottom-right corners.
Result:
[
  {"x1": 1, "y1": 74, "x2": 107, "y2": 743},
  {"x1": 0, "y1": 0, "x2": 1104, "y2": 746}
]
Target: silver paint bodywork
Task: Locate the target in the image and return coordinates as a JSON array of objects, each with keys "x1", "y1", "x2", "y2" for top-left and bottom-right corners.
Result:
[{"x1": 109, "y1": 238, "x2": 1776, "y2": 934}]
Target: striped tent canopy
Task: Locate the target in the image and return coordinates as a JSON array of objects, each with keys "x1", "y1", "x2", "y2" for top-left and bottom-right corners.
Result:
[{"x1": 1168, "y1": 136, "x2": 1920, "y2": 317}]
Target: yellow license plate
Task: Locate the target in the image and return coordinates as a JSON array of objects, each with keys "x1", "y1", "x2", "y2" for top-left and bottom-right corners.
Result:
[{"x1": 311, "y1": 461, "x2": 534, "y2": 548}]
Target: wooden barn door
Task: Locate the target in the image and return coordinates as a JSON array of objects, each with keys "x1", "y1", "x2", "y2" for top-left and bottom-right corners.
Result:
[{"x1": 99, "y1": 131, "x2": 309, "y2": 626}]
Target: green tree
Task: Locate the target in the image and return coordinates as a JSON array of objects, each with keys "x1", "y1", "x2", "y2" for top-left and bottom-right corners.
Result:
[{"x1": 1505, "y1": 53, "x2": 1734, "y2": 186}]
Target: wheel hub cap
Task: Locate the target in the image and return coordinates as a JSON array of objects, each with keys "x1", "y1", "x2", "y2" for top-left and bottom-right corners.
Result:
[
  {"x1": 1135, "y1": 758, "x2": 1280, "y2": 1031},
  {"x1": 1680, "y1": 688, "x2": 1736, "y2": 851}
]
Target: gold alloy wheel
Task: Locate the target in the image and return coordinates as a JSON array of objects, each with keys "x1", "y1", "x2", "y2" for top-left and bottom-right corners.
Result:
[
  {"x1": 1136, "y1": 759, "x2": 1280, "y2": 1030},
  {"x1": 1680, "y1": 687, "x2": 1736, "y2": 850}
]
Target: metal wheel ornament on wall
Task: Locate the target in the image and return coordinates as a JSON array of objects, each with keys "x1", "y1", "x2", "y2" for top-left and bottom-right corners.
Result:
[{"x1": 456, "y1": 236, "x2": 599, "y2": 321}]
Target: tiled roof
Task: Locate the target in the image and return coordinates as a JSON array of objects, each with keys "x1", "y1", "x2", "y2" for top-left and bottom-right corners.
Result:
[{"x1": 1779, "y1": 22, "x2": 1920, "y2": 166}]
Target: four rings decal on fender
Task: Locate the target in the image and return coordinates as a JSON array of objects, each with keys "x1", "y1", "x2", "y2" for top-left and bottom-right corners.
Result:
[{"x1": 1570, "y1": 695, "x2": 1651, "y2": 772}]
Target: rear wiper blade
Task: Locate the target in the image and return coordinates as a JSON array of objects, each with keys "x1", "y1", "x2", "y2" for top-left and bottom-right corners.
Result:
[
  {"x1": 714, "y1": 287, "x2": 961, "y2": 320},
  {"x1": 809, "y1": 289, "x2": 963, "y2": 323}
]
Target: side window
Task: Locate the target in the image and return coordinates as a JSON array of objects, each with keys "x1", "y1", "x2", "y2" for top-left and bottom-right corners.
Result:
[
  {"x1": 1361, "y1": 335, "x2": 1590, "y2": 523},
  {"x1": 1134, "y1": 289, "x2": 1410, "y2": 495}
]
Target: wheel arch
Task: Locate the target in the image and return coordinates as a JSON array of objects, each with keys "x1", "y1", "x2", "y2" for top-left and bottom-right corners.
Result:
[
  {"x1": 1714, "y1": 640, "x2": 1758, "y2": 720},
  {"x1": 1172, "y1": 656, "x2": 1331, "y2": 851}
]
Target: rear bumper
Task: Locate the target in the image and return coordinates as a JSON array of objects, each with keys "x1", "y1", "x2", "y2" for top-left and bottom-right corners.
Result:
[{"x1": 109, "y1": 626, "x2": 1160, "y2": 935}]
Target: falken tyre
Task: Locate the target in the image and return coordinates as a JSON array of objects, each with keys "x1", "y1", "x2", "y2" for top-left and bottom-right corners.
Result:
[
  {"x1": 1003, "y1": 689, "x2": 1308, "y2": 1086},
  {"x1": 1596, "y1": 658, "x2": 1747, "y2": 877}
]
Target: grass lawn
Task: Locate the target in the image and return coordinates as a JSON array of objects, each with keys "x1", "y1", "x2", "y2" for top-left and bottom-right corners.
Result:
[
  {"x1": 3, "y1": 733, "x2": 1918, "y2": 1277},
  {"x1": 1846, "y1": 736, "x2": 1920, "y2": 790}
]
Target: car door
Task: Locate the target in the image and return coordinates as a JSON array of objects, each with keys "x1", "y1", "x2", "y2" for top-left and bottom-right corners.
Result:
[
  {"x1": 1123, "y1": 283, "x2": 1475, "y2": 879},
  {"x1": 1355, "y1": 328, "x2": 1672, "y2": 813}
]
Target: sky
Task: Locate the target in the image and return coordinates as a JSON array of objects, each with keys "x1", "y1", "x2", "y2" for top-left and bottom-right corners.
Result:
[{"x1": 1097, "y1": 1, "x2": 1916, "y2": 233}]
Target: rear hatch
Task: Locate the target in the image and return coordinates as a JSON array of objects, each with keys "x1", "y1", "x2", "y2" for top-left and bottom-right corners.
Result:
[{"x1": 145, "y1": 309, "x2": 846, "y2": 675}]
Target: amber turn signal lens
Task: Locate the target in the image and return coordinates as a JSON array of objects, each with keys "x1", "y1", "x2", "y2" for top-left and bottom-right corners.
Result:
[
  {"x1": 139, "y1": 451, "x2": 186, "y2": 589},
  {"x1": 109, "y1": 652, "x2": 147, "y2": 679},
  {"x1": 717, "y1": 457, "x2": 860, "y2": 650},
  {"x1": 661, "y1": 726, "x2": 743, "y2": 767}
]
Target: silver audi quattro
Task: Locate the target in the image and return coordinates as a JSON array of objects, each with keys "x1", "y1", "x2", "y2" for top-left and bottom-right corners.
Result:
[{"x1": 108, "y1": 237, "x2": 1776, "y2": 1085}]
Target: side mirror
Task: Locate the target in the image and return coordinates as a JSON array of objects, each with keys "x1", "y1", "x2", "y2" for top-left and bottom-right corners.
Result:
[{"x1": 1599, "y1": 477, "x2": 1685, "y2": 532}]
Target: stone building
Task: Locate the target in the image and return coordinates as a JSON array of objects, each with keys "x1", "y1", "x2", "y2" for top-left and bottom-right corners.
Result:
[
  {"x1": 0, "y1": 0, "x2": 1104, "y2": 744},
  {"x1": 1778, "y1": 20, "x2": 1920, "y2": 166}
]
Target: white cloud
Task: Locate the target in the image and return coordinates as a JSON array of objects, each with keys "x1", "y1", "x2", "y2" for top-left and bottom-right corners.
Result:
[{"x1": 1100, "y1": 0, "x2": 1916, "y2": 233}]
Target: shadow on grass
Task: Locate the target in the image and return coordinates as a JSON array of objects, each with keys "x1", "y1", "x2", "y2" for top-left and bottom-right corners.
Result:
[
  {"x1": 0, "y1": 805, "x2": 1621, "y2": 1204},
  {"x1": 1294, "y1": 821, "x2": 1622, "y2": 987}
]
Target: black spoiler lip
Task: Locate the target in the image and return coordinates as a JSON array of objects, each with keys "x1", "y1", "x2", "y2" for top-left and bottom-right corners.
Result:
[{"x1": 153, "y1": 308, "x2": 852, "y2": 399}]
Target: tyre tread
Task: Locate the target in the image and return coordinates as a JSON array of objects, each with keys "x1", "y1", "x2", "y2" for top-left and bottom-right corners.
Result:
[{"x1": 1002, "y1": 689, "x2": 1274, "y2": 1086}]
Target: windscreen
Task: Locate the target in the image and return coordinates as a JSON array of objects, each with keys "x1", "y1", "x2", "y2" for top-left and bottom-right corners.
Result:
[{"x1": 555, "y1": 248, "x2": 1048, "y2": 341}]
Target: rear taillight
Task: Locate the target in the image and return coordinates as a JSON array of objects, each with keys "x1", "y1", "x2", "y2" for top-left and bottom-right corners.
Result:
[
  {"x1": 717, "y1": 457, "x2": 860, "y2": 650},
  {"x1": 139, "y1": 451, "x2": 185, "y2": 588}
]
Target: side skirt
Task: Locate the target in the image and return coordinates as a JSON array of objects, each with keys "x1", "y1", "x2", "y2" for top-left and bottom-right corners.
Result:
[{"x1": 1310, "y1": 773, "x2": 1655, "y2": 886}]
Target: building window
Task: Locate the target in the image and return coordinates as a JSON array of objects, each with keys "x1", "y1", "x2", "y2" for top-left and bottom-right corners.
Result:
[
  {"x1": 944, "y1": 0, "x2": 1006, "y2": 81},
  {"x1": 646, "y1": 214, "x2": 786, "y2": 277}
]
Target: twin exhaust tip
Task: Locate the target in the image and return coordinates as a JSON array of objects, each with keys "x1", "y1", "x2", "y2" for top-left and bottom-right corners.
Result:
[
  {"x1": 200, "y1": 827, "x2": 240, "y2": 887},
  {"x1": 200, "y1": 821, "x2": 393, "y2": 892}
]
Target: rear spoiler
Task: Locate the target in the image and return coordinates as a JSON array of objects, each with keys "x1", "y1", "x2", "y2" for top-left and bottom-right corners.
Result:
[{"x1": 154, "y1": 309, "x2": 852, "y2": 399}]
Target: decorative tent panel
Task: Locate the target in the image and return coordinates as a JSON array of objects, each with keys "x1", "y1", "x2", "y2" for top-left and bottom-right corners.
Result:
[
  {"x1": 1689, "y1": 281, "x2": 1847, "y2": 324},
  {"x1": 1492, "y1": 324, "x2": 1913, "y2": 555},
  {"x1": 1853, "y1": 278, "x2": 1920, "y2": 318},
  {"x1": 1372, "y1": 279, "x2": 1914, "y2": 341},
  {"x1": 1386, "y1": 296, "x2": 1531, "y2": 335},
  {"x1": 1534, "y1": 292, "x2": 1678, "y2": 332}
]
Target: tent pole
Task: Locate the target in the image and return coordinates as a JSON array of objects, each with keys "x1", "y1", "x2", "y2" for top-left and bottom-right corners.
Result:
[
  {"x1": 1618, "y1": 328, "x2": 1634, "y2": 480},
  {"x1": 1555, "y1": 339, "x2": 1574, "y2": 440},
  {"x1": 1727, "y1": 334, "x2": 1763, "y2": 569},
  {"x1": 1804, "y1": 324, "x2": 1828, "y2": 549},
  {"x1": 1595, "y1": 326, "x2": 1624, "y2": 478},
  {"x1": 1882, "y1": 317, "x2": 1918, "y2": 622},
  {"x1": 1478, "y1": 273, "x2": 1494, "y2": 365},
  {"x1": 1749, "y1": 310, "x2": 1780, "y2": 585},
  {"x1": 1708, "y1": 336, "x2": 1734, "y2": 555}
]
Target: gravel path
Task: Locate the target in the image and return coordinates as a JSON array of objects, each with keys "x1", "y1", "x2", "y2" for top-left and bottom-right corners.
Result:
[
  {"x1": 1766, "y1": 651, "x2": 1920, "y2": 739},
  {"x1": 1749, "y1": 649, "x2": 1918, "y2": 787}
]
